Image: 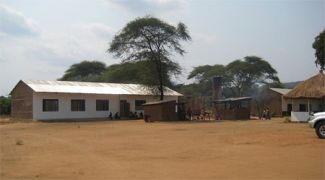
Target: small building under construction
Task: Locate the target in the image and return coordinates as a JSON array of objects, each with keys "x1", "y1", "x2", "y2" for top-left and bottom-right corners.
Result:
[
  {"x1": 211, "y1": 76, "x2": 252, "y2": 120},
  {"x1": 214, "y1": 97, "x2": 252, "y2": 120},
  {"x1": 142, "y1": 100, "x2": 179, "y2": 122}
]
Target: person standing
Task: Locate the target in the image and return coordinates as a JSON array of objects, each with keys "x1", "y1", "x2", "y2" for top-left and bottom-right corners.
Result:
[
  {"x1": 266, "y1": 108, "x2": 271, "y2": 120},
  {"x1": 262, "y1": 109, "x2": 266, "y2": 120}
]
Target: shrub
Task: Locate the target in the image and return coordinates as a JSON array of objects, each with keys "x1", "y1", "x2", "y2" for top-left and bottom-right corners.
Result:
[
  {"x1": 0, "y1": 96, "x2": 11, "y2": 115},
  {"x1": 283, "y1": 117, "x2": 291, "y2": 123}
]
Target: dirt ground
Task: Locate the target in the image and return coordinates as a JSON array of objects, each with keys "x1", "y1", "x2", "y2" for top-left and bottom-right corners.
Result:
[{"x1": 0, "y1": 118, "x2": 324, "y2": 180}]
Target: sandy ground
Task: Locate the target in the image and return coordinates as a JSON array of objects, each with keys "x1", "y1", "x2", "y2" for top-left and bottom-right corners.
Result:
[{"x1": 0, "y1": 118, "x2": 324, "y2": 180}]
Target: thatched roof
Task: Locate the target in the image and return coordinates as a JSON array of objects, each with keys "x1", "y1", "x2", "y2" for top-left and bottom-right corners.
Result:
[{"x1": 284, "y1": 72, "x2": 325, "y2": 99}]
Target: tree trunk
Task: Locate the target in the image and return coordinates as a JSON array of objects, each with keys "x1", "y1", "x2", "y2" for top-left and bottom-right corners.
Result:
[{"x1": 154, "y1": 54, "x2": 164, "y2": 100}]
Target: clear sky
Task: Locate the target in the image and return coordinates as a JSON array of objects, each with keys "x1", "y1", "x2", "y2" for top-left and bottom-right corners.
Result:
[{"x1": 0, "y1": 0, "x2": 324, "y2": 96}]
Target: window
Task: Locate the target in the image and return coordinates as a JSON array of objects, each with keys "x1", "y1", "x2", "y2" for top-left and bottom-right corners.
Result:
[
  {"x1": 43, "y1": 99, "x2": 58, "y2": 112},
  {"x1": 96, "y1": 100, "x2": 109, "y2": 111},
  {"x1": 71, "y1": 99, "x2": 85, "y2": 111},
  {"x1": 299, "y1": 104, "x2": 306, "y2": 112},
  {"x1": 135, "y1": 100, "x2": 146, "y2": 110}
]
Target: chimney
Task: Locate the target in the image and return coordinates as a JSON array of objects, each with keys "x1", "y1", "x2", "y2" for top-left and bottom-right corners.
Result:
[{"x1": 212, "y1": 76, "x2": 222, "y2": 100}]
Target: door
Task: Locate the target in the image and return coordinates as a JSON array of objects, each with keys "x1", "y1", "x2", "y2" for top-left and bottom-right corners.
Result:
[{"x1": 120, "y1": 100, "x2": 130, "y2": 118}]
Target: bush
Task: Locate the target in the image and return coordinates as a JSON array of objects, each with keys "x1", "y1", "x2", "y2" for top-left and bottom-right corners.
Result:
[
  {"x1": 0, "y1": 96, "x2": 11, "y2": 115},
  {"x1": 283, "y1": 116, "x2": 291, "y2": 123}
]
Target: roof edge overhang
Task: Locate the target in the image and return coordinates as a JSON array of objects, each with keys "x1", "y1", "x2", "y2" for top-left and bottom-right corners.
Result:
[
  {"x1": 213, "y1": 97, "x2": 252, "y2": 103},
  {"x1": 32, "y1": 91, "x2": 183, "y2": 96},
  {"x1": 283, "y1": 96, "x2": 324, "y2": 100},
  {"x1": 11, "y1": 79, "x2": 183, "y2": 96}
]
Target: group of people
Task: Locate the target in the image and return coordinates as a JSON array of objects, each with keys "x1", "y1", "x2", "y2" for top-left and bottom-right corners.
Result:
[
  {"x1": 262, "y1": 108, "x2": 272, "y2": 120},
  {"x1": 128, "y1": 111, "x2": 144, "y2": 119},
  {"x1": 108, "y1": 111, "x2": 144, "y2": 120},
  {"x1": 186, "y1": 108, "x2": 215, "y2": 121},
  {"x1": 108, "y1": 112, "x2": 120, "y2": 120}
]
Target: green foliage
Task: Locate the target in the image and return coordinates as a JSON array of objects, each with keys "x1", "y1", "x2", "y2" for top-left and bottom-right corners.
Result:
[
  {"x1": 0, "y1": 96, "x2": 11, "y2": 115},
  {"x1": 59, "y1": 61, "x2": 106, "y2": 81},
  {"x1": 186, "y1": 56, "x2": 280, "y2": 97},
  {"x1": 226, "y1": 56, "x2": 280, "y2": 96},
  {"x1": 188, "y1": 64, "x2": 226, "y2": 83},
  {"x1": 102, "y1": 60, "x2": 179, "y2": 87},
  {"x1": 174, "y1": 83, "x2": 202, "y2": 97},
  {"x1": 313, "y1": 30, "x2": 325, "y2": 70},
  {"x1": 185, "y1": 64, "x2": 226, "y2": 96},
  {"x1": 109, "y1": 16, "x2": 190, "y2": 100},
  {"x1": 267, "y1": 82, "x2": 284, "y2": 88}
]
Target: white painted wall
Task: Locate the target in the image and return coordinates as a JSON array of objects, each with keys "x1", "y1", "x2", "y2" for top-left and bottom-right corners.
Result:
[
  {"x1": 33, "y1": 92, "x2": 178, "y2": 120},
  {"x1": 291, "y1": 112, "x2": 310, "y2": 122},
  {"x1": 282, "y1": 98, "x2": 323, "y2": 112}
]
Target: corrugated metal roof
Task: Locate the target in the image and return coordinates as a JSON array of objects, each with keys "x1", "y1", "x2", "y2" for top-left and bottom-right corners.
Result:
[
  {"x1": 270, "y1": 88, "x2": 292, "y2": 95},
  {"x1": 143, "y1": 100, "x2": 176, "y2": 106},
  {"x1": 21, "y1": 80, "x2": 182, "y2": 96},
  {"x1": 214, "y1": 96, "x2": 252, "y2": 103}
]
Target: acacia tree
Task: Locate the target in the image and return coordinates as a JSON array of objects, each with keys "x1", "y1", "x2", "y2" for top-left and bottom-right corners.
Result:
[
  {"x1": 313, "y1": 30, "x2": 325, "y2": 70},
  {"x1": 102, "y1": 60, "x2": 180, "y2": 87},
  {"x1": 59, "y1": 60, "x2": 106, "y2": 81},
  {"x1": 109, "y1": 16, "x2": 191, "y2": 100},
  {"x1": 187, "y1": 64, "x2": 226, "y2": 96},
  {"x1": 185, "y1": 56, "x2": 280, "y2": 97},
  {"x1": 226, "y1": 56, "x2": 280, "y2": 96}
]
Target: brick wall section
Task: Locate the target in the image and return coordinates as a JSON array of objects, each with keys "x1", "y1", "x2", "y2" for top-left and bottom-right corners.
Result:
[
  {"x1": 143, "y1": 101, "x2": 178, "y2": 121},
  {"x1": 11, "y1": 81, "x2": 33, "y2": 119}
]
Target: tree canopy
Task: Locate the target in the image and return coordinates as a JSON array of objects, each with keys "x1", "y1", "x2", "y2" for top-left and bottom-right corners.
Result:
[
  {"x1": 102, "y1": 60, "x2": 180, "y2": 87},
  {"x1": 108, "y1": 16, "x2": 191, "y2": 100},
  {"x1": 188, "y1": 64, "x2": 226, "y2": 84},
  {"x1": 313, "y1": 30, "x2": 325, "y2": 70},
  {"x1": 184, "y1": 56, "x2": 280, "y2": 97},
  {"x1": 58, "y1": 60, "x2": 180, "y2": 89},
  {"x1": 59, "y1": 61, "x2": 106, "y2": 81},
  {"x1": 186, "y1": 64, "x2": 226, "y2": 96},
  {"x1": 226, "y1": 56, "x2": 279, "y2": 96}
]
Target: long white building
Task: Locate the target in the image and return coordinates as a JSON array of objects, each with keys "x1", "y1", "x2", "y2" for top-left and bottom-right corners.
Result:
[{"x1": 10, "y1": 80, "x2": 182, "y2": 120}]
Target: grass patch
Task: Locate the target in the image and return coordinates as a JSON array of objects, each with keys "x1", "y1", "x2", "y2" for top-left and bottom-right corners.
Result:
[{"x1": 283, "y1": 116, "x2": 291, "y2": 123}]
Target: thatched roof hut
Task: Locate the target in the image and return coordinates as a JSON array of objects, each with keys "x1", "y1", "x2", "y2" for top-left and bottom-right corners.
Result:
[{"x1": 284, "y1": 72, "x2": 325, "y2": 99}]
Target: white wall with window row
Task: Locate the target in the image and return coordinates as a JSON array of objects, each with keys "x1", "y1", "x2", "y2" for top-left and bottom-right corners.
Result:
[
  {"x1": 282, "y1": 98, "x2": 323, "y2": 112},
  {"x1": 33, "y1": 92, "x2": 177, "y2": 120}
]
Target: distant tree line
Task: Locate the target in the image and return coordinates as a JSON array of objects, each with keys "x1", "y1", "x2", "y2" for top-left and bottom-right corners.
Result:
[
  {"x1": 59, "y1": 60, "x2": 179, "y2": 88},
  {"x1": 179, "y1": 56, "x2": 281, "y2": 97},
  {"x1": 59, "y1": 56, "x2": 281, "y2": 98}
]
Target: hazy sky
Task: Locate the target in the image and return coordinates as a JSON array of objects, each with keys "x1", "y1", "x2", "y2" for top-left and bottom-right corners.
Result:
[{"x1": 0, "y1": 0, "x2": 324, "y2": 96}]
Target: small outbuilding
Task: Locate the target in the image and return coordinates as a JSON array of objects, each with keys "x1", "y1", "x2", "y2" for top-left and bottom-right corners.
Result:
[
  {"x1": 214, "y1": 97, "x2": 252, "y2": 120},
  {"x1": 142, "y1": 100, "x2": 179, "y2": 122}
]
